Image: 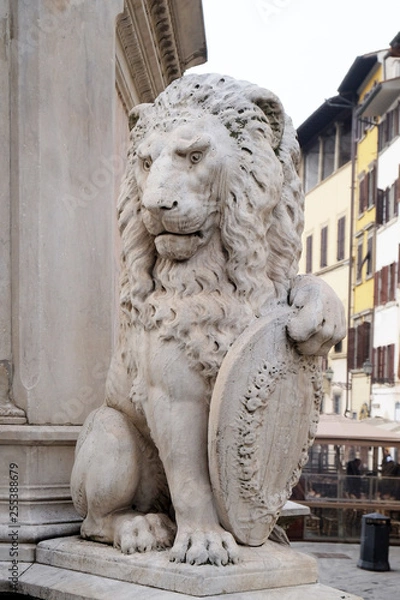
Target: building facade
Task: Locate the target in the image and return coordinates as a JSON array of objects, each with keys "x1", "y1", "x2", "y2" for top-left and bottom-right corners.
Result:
[{"x1": 298, "y1": 34, "x2": 400, "y2": 423}]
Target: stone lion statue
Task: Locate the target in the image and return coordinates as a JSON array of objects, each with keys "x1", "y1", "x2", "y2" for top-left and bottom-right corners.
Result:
[{"x1": 71, "y1": 74, "x2": 345, "y2": 566}]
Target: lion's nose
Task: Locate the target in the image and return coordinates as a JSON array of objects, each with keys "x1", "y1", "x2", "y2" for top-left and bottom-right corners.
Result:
[{"x1": 142, "y1": 196, "x2": 178, "y2": 212}]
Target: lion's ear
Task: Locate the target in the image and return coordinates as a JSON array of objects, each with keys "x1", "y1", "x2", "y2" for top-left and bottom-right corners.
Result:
[
  {"x1": 128, "y1": 103, "x2": 153, "y2": 131},
  {"x1": 247, "y1": 89, "x2": 285, "y2": 150}
]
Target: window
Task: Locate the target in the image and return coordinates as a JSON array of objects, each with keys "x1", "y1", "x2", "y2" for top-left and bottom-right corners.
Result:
[
  {"x1": 338, "y1": 119, "x2": 352, "y2": 167},
  {"x1": 375, "y1": 262, "x2": 397, "y2": 305},
  {"x1": 304, "y1": 141, "x2": 319, "y2": 193},
  {"x1": 337, "y1": 216, "x2": 345, "y2": 261},
  {"x1": 380, "y1": 181, "x2": 400, "y2": 224},
  {"x1": 347, "y1": 321, "x2": 371, "y2": 370},
  {"x1": 358, "y1": 168, "x2": 376, "y2": 215},
  {"x1": 333, "y1": 394, "x2": 341, "y2": 414},
  {"x1": 372, "y1": 344, "x2": 395, "y2": 384},
  {"x1": 356, "y1": 116, "x2": 374, "y2": 141},
  {"x1": 302, "y1": 114, "x2": 352, "y2": 192},
  {"x1": 358, "y1": 174, "x2": 367, "y2": 215},
  {"x1": 367, "y1": 166, "x2": 376, "y2": 208},
  {"x1": 320, "y1": 226, "x2": 328, "y2": 268},
  {"x1": 389, "y1": 262, "x2": 396, "y2": 301},
  {"x1": 356, "y1": 239, "x2": 363, "y2": 283},
  {"x1": 376, "y1": 184, "x2": 397, "y2": 225},
  {"x1": 366, "y1": 234, "x2": 373, "y2": 277},
  {"x1": 378, "y1": 101, "x2": 400, "y2": 151},
  {"x1": 306, "y1": 235, "x2": 313, "y2": 273},
  {"x1": 322, "y1": 133, "x2": 335, "y2": 180}
]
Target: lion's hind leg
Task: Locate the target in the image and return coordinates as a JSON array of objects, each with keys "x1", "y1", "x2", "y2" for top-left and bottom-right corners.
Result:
[{"x1": 71, "y1": 405, "x2": 175, "y2": 553}]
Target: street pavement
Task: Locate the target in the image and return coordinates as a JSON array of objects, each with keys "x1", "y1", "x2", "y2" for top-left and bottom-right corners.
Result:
[{"x1": 292, "y1": 541, "x2": 400, "y2": 600}]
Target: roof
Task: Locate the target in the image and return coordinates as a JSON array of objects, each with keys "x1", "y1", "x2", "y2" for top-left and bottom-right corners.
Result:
[
  {"x1": 315, "y1": 414, "x2": 400, "y2": 446},
  {"x1": 338, "y1": 54, "x2": 379, "y2": 98},
  {"x1": 297, "y1": 96, "x2": 351, "y2": 148}
]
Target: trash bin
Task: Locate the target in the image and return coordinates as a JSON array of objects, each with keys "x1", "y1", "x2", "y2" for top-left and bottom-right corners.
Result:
[{"x1": 357, "y1": 512, "x2": 390, "y2": 571}]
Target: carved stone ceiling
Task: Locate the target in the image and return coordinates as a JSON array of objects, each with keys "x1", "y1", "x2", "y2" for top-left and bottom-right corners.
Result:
[{"x1": 117, "y1": 0, "x2": 207, "y2": 105}]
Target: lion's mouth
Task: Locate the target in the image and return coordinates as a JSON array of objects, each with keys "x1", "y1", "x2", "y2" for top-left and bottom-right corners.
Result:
[
  {"x1": 153, "y1": 230, "x2": 209, "y2": 261},
  {"x1": 156, "y1": 230, "x2": 204, "y2": 240}
]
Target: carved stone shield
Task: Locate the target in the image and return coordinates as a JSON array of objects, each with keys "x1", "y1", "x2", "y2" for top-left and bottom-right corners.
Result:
[{"x1": 208, "y1": 304, "x2": 322, "y2": 546}]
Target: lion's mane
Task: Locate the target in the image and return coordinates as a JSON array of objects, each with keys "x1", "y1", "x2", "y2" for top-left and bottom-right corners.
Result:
[{"x1": 116, "y1": 74, "x2": 304, "y2": 395}]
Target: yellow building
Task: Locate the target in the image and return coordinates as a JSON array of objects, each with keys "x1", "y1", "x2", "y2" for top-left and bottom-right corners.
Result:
[{"x1": 343, "y1": 57, "x2": 385, "y2": 418}]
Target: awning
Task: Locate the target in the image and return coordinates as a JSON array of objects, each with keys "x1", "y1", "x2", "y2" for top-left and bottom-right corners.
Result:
[
  {"x1": 315, "y1": 414, "x2": 400, "y2": 446},
  {"x1": 357, "y1": 77, "x2": 400, "y2": 118}
]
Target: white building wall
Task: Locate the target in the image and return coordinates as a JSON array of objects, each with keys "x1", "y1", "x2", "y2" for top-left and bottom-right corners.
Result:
[
  {"x1": 373, "y1": 129, "x2": 400, "y2": 420},
  {"x1": 378, "y1": 138, "x2": 400, "y2": 190}
]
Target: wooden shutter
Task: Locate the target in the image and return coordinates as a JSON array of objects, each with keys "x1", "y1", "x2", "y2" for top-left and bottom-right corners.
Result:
[
  {"x1": 397, "y1": 164, "x2": 400, "y2": 202},
  {"x1": 370, "y1": 166, "x2": 377, "y2": 206},
  {"x1": 362, "y1": 321, "x2": 371, "y2": 366},
  {"x1": 358, "y1": 177, "x2": 365, "y2": 214},
  {"x1": 398, "y1": 244, "x2": 400, "y2": 285},
  {"x1": 390, "y1": 262, "x2": 396, "y2": 301},
  {"x1": 337, "y1": 217, "x2": 345, "y2": 261},
  {"x1": 385, "y1": 187, "x2": 390, "y2": 224},
  {"x1": 381, "y1": 265, "x2": 389, "y2": 304},
  {"x1": 355, "y1": 322, "x2": 370, "y2": 369},
  {"x1": 376, "y1": 188, "x2": 384, "y2": 225},
  {"x1": 363, "y1": 173, "x2": 369, "y2": 212},
  {"x1": 372, "y1": 348, "x2": 377, "y2": 382},
  {"x1": 357, "y1": 241, "x2": 363, "y2": 282},
  {"x1": 306, "y1": 235, "x2": 313, "y2": 273},
  {"x1": 320, "y1": 226, "x2": 328, "y2": 268},
  {"x1": 378, "y1": 346, "x2": 384, "y2": 382},
  {"x1": 388, "y1": 344, "x2": 395, "y2": 384},
  {"x1": 374, "y1": 271, "x2": 380, "y2": 306},
  {"x1": 366, "y1": 236, "x2": 373, "y2": 276},
  {"x1": 347, "y1": 327, "x2": 355, "y2": 370}
]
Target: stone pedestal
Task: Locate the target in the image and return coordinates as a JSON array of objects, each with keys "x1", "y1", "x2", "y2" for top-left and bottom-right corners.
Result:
[
  {"x1": 36, "y1": 537, "x2": 318, "y2": 596},
  {"x1": 0, "y1": 539, "x2": 362, "y2": 599},
  {"x1": 0, "y1": 425, "x2": 81, "y2": 555}
]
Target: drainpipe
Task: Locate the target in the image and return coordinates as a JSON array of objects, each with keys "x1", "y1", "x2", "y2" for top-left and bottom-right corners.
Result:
[{"x1": 345, "y1": 104, "x2": 357, "y2": 417}]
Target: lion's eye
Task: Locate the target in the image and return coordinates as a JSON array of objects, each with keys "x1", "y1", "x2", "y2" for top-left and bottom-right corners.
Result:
[
  {"x1": 189, "y1": 151, "x2": 203, "y2": 164},
  {"x1": 142, "y1": 157, "x2": 152, "y2": 171}
]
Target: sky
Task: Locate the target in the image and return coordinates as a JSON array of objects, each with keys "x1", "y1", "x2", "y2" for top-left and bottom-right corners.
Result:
[{"x1": 188, "y1": 0, "x2": 400, "y2": 127}]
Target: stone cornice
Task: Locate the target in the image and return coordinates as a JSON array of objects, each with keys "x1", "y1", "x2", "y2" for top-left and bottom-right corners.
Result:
[{"x1": 116, "y1": 0, "x2": 206, "y2": 108}]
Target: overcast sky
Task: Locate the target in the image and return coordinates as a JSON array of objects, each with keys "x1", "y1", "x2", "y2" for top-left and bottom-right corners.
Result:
[{"x1": 188, "y1": 0, "x2": 400, "y2": 127}]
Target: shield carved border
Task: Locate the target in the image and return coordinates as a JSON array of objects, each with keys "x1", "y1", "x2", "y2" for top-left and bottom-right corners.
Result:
[{"x1": 208, "y1": 304, "x2": 322, "y2": 546}]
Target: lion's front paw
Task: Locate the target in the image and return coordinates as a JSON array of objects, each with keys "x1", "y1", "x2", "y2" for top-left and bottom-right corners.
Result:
[
  {"x1": 114, "y1": 513, "x2": 176, "y2": 554},
  {"x1": 287, "y1": 275, "x2": 346, "y2": 356},
  {"x1": 169, "y1": 527, "x2": 240, "y2": 566}
]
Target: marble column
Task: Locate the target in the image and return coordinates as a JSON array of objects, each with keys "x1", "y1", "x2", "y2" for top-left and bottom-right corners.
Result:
[{"x1": 0, "y1": 0, "x2": 124, "y2": 551}]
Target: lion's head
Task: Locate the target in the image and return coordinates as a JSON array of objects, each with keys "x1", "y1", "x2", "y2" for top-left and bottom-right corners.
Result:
[{"x1": 117, "y1": 74, "x2": 304, "y2": 386}]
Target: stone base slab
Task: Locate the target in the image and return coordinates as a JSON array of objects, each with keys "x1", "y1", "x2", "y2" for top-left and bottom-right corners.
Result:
[
  {"x1": 0, "y1": 562, "x2": 362, "y2": 599},
  {"x1": 37, "y1": 535, "x2": 318, "y2": 596},
  {"x1": 0, "y1": 542, "x2": 35, "y2": 562}
]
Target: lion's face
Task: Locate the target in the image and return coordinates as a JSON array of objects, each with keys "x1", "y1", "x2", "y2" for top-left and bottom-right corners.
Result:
[{"x1": 134, "y1": 116, "x2": 234, "y2": 261}]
